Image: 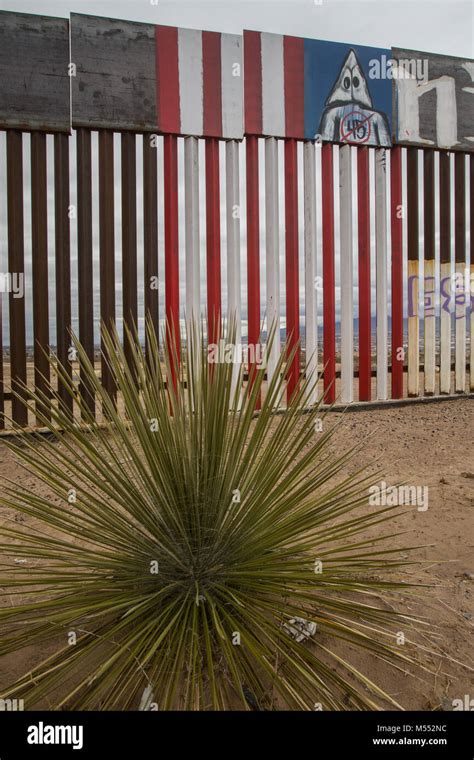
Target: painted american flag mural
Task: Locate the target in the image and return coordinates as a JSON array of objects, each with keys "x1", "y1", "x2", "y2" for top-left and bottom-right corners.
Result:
[{"x1": 155, "y1": 26, "x2": 243, "y2": 139}]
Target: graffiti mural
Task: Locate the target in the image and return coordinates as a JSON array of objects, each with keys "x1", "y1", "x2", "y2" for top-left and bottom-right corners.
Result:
[
  {"x1": 317, "y1": 48, "x2": 391, "y2": 145},
  {"x1": 393, "y1": 48, "x2": 474, "y2": 151},
  {"x1": 304, "y1": 39, "x2": 392, "y2": 145}
]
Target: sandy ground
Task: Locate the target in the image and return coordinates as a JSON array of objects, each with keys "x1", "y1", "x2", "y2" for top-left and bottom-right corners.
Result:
[
  {"x1": 0, "y1": 397, "x2": 472, "y2": 710},
  {"x1": 322, "y1": 398, "x2": 474, "y2": 710}
]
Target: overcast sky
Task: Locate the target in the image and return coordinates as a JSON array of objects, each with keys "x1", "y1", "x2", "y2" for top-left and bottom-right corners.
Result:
[
  {"x1": 3, "y1": 0, "x2": 473, "y2": 58},
  {"x1": 0, "y1": 0, "x2": 472, "y2": 346}
]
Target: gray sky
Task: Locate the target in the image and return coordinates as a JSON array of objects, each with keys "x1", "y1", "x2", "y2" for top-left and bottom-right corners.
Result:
[{"x1": 2, "y1": 0, "x2": 473, "y2": 58}]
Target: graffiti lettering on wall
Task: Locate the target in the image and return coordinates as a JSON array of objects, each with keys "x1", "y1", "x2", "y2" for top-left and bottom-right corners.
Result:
[
  {"x1": 393, "y1": 48, "x2": 474, "y2": 151},
  {"x1": 408, "y1": 272, "x2": 474, "y2": 318}
]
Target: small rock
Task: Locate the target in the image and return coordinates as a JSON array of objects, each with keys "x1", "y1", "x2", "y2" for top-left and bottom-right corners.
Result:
[
  {"x1": 283, "y1": 617, "x2": 317, "y2": 643},
  {"x1": 440, "y1": 477, "x2": 449, "y2": 485},
  {"x1": 463, "y1": 572, "x2": 474, "y2": 581},
  {"x1": 461, "y1": 611, "x2": 472, "y2": 621},
  {"x1": 461, "y1": 472, "x2": 474, "y2": 479}
]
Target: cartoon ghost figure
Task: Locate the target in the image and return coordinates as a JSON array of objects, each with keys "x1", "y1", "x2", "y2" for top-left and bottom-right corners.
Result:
[{"x1": 318, "y1": 49, "x2": 391, "y2": 147}]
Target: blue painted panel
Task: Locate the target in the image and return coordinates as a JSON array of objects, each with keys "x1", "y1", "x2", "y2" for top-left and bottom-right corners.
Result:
[{"x1": 304, "y1": 39, "x2": 392, "y2": 145}]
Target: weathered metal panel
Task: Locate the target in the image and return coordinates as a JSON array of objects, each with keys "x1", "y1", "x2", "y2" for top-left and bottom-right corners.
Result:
[
  {"x1": 392, "y1": 48, "x2": 474, "y2": 151},
  {"x1": 71, "y1": 13, "x2": 157, "y2": 131},
  {"x1": 71, "y1": 14, "x2": 243, "y2": 137},
  {"x1": 0, "y1": 11, "x2": 70, "y2": 132}
]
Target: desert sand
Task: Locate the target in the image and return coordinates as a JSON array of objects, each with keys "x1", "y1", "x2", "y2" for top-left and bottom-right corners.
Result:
[{"x1": 0, "y1": 397, "x2": 472, "y2": 710}]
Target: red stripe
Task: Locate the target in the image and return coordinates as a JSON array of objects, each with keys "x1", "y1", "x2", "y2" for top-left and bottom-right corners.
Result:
[
  {"x1": 205, "y1": 138, "x2": 221, "y2": 343},
  {"x1": 357, "y1": 147, "x2": 371, "y2": 401},
  {"x1": 246, "y1": 136, "x2": 261, "y2": 406},
  {"x1": 202, "y1": 31, "x2": 222, "y2": 138},
  {"x1": 391, "y1": 147, "x2": 403, "y2": 399},
  {"x1": 283, "y1": 36, "x2": 305, "y2": 139},
  {"x1": 163, "y1": 135, "x2": 180, "y2": 388},
  {"x1": 244, "y1": 30, "x2": 263, "y2": 135},
  {"x1": 285, "y1": 139, "x2": 300, "y2": 401},
  {"x1": 322, "y1": 143, "x2": 335, "y2": 404},
  {"x1": 155, "y1": 26, "x2": 180, "y2": 135}
]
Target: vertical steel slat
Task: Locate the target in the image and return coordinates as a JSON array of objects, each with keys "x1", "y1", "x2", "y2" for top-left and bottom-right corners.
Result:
[
  {"x1": 470, "y1": 154, "x2": 474, "y2": 392},
  {"x1": 265, "y1": 137, "x2": 280, "y2": 385},
  {"x1": 322, "y1": 143, "x2": 335, "y2": 404},
  {"x1": 225, "y1": 139, "x2": 241, "y2": 397},
  {"x1": 143, "y1": 134, "x2": 159, "y2": 353},
  {"x1": 54, "y1": 132, "x2": 73, "y2": 417},
  {"x1": 454, "y1": 152, "x2": 466, "y2": 393},
  {"x1": 357, "y1": 147, "x2": 371, "y2": 401},
  {"x1": 246, "y1": 135, "x2": 261, "y2": 402},
  {"x1": 184, "y1": 136, "x2": 201, "y2": 335},
  {"x1": 339, "y1": 144, "x2": 353, "y2": 404},
  {"x1": 6, "y1": 130, "x2": 27, "y2": 426},
  {"x1": 31, "y1": 131, "x2": 50, "y2": 423},
  {"x1": 121, "y1": 131, "x2": 138, "y2": 372},
  {"x1": 423, "y1": 149, "x2": 436, "y2": 395},
  {"x1": 375, "y1": 148, "x2": 388, "y2": 401},
  {"x1": 0, "y1": 291, "x2": 3, "y2": 428},
  {"x1": 390, "y1": 147, "x2": 404, "y2": 399},
  {"x1": 76, "y1": 128, "x2": 95, "y2": 417},
  {"x1": 163, "y1": 134, "x2": 180, "y2": 387},
  {"x1": 439, "y1": 150, "x2": 452, "y2": 393},
  {"x1": 284, "y1": 138, "x2": 300, "y2": 402},
  {"x1": 98, "y1": 129, "x2": 116, "y2": 402},
  {"x1": 407, "y1": 147, "x2": 419, "y2": 397},
  {"x1": 205, "y1": 137, "x2": 221, "y2": 346},
  {"x1": 303, "y1": 140, "x2": 317, "y2": 404}
]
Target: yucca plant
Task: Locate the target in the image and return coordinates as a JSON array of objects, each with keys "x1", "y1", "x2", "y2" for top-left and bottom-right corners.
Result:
[{"x1": 0, "y1": 318, "x2": 426, "y2": 710}]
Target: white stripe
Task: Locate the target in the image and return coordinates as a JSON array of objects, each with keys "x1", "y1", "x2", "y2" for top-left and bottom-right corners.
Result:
[
  {"x1": 221, "y1": 34, "x2": 243, "y2": 140},
  {"x1": 304, "y1": 141, "x2": 318, "y2": 404},
  {"x1": 339, "y1": 144, "x2": 354, "y2": 404},
  {"x1": 226, "y1": 140, "x2": 241, "y2": 398},
  {"x1": 455, "y1": 261, "x2": 466, "y2": 392},
  {"x1": 261, "y1": 33, "x2": 285, "y2": 138},
  {"x1": 265, "y1": 137, "x2": 280, "y2": 381},
  {"x1": 184, "y1": 136, "x2": 200, "y2": 327},
  {"x1": 375, "y1": 148, "x2": 388, "y2": 400},
  {"x1": 178, "y1": 28, "x2": 203, "y2": 137}
]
